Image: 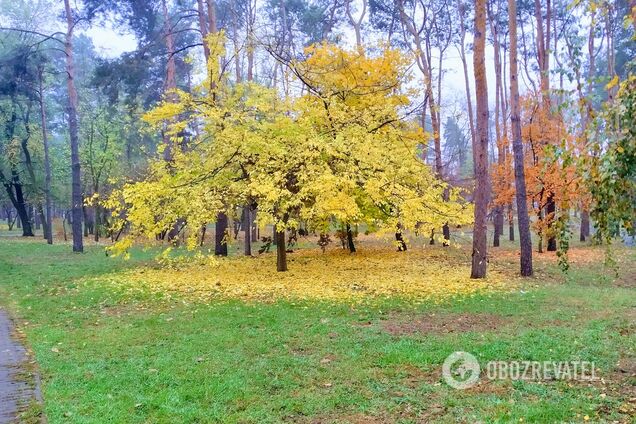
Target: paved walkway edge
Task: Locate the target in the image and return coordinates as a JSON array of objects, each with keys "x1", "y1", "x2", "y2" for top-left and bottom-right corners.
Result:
[{"x1": 0, "y1": 309, "x2": 43, "y2": 423}]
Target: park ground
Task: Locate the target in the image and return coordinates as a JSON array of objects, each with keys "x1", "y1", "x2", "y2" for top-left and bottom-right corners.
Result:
[{"x1": 0, "y1": 232, "x2": 634, "y2": 423}]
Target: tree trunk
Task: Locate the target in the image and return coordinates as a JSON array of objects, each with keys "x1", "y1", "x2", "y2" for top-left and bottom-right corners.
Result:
[
  {"x1": 276, "y1": 229, "x2": 287, "y2": 272},
  {"x1": 396, "y1": 229, "x2": 407, "y2": 252},
  {"x1": 64, "y1": 0, "x2": 83, "y2": 252},
  {"x1": 38, "y1": 67, "x2": 53, "y2": 244},
  {"x1": 345, "y1": 0, "x2": 366, "y2": 49},
  {"x1": 471, "y1": 0, "x2": 489, "y2": 279},
  {"x1": 34, "y1": 207, "x2": 41, "y2": 230},
  {"x1": 63, "y1": 211, "x2": 68, "y2": 241},
  {"x1": 94, "y1": 203, "x2": 100, "y2": 242},
  {"x1": 252, "y1": 217, "x2": 258, "y2": 241},
  {"x1": 5, "y1": 208, "x2": 13, "y2": 230},
  {"x1": 244, "y1": 208, "x2": 252, "y2": 256},
  {"x1": 346, "y1": 223, "x2": 356, "y2": 253},
  {"x1": 546, "y1": 194, "x2": 557, "y2": 251},
  {"x1": 196, "y1": 0, "x2": 210, "y2": 61},
  {"x1": 83, "y1": 206, "x2": 89, "y2": 236},
  {"x1": 545, "y1": 204, "x2": 556, "y2": 250},
  {"x1": 214, "y1": 213, "x2": 229, "y2": 256},
  {"x1": 490, "y1": 7, "x2": 505, "y2": 249},
  {"x1": 19, "y1": 108, "x2": 47, "y2": 239},
  {"x1": 509, "y1": 0, "x2": 533, "y2": 275},
  {"x1": 534, "y1": 0, "x2": 557, "y2": 252},
  {"x1": 161, "y1": 0, "x2": 178, "y2": 165},
  {"x1": 580, "y1": 209, "x2": 590, "y2": 242},
  {"x1": 442, "y1": 224, "x2": 450, "y2": 246},
  {"x1": 206, "y1": 0, "x2": 218, "y2": 33},
  {"x1": 14, "y1": 188, "x2": 33, "y2": 236},
  {"x1": 246, "y1": 0, "x2": 256, "y2": 82},
  {"x1": 508, "y1": 204, "x2": 515, "y2": 241},
  {"x1": 0, "y1": 98, "x2": 33, "y2": 237},
  {"x1": 1, "y1": 169, "x2": 34, "y2": 237},
  {"x1": 493, "y1": 206, "x2": 503, "y2": 247},
  {"x1": 429, "y1": 86, "x2": 450, "y2": 246}
]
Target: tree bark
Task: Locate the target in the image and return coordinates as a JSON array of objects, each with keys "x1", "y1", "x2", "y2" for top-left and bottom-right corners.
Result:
[
  {"x1": 20, "y1": 116, "x2": 47, "y2": 239},
  {"x1": 580, "y1": 209, "x2": 590, "y2": 242},
  {"x1": 276, "y1": 229, "x2": 287, "y2": 272},
  {"x1": 244, "y1": 208, "x2": 252, "y2": 256},
  {"x1": 206, "y1": 0, "x2": 218, "y2": 33},
  {"x1": 64, "y1": 0, "x2": 83, "y2": 252},
  {"x1": 161, "y1": 0, "x2": 177, "y2": 165},
  {"x1": 0, "y1": 100, "x2": 33, "y2": 237},
  {"x1": 470, "y1": 0, "x2": 490, "y2": 279},
  {"x1": 1, "y1": 170, "x2": 33, "y2": 237},
  {"x1": 534, "y1": 0, "x2": 556, "y2": 251},
  {"x1": 196, "y1": 0, "x2": 210, "y2": 61},
  {"x1": 215, "y1": 213, "x2": 228, "y2": 256},
  {"x1": 508, "y1": 204, "x2": 515, "y2": 241},
  {"x1": 509, "y1": 0, "x2": 533, "y2": 276},
  {"x1": 246, "y1": 0, "x2": 256, "y2": 81},
  {"x1": 490, "y1": 4, "x2": 505, "y2": 248},
  {"x1": 546, "y1": 193, "x2": 557, "y2": 251},
  {"x1": 346, "y1": 223, "x2": 356, "y2": 253},
  {"x1": 38, "y1": 66, "x2": 53, "y2": 244},
  {"x1": 94, "y1": 203, "x2": 100, "y2": 242},
  {"x1": 396, "y1": 229, "x2": 407, "y2": 252}
]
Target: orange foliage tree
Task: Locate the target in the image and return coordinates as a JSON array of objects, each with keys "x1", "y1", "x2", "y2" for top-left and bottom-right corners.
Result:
[{"x1": 521, "y1": 95, "x2": 583, "y2": 254}]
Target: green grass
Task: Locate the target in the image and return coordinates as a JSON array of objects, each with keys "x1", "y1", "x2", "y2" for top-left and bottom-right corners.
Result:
[{"x1": 0, "y1": 238, "x2": 634, "y2": 423}]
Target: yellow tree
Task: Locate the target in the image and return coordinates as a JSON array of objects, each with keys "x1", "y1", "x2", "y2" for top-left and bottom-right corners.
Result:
[{"x1": 107, "y1": 39, "x2": 472, "y2": 271}]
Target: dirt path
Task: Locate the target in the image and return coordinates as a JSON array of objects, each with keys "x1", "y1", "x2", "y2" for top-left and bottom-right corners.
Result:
[{"x1": 0, "y1": 310, "x2": 41, "y2": 423}]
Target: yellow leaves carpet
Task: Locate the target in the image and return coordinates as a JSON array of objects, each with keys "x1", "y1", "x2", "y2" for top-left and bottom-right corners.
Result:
[{"x1": 100, "y1": 247, "x2": 518, "y2": 304}]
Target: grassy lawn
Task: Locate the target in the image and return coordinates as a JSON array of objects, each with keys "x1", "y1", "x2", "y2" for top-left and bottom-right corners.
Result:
[{"x1": 0, "y1": 237, "x2": 634, "y2": 423}]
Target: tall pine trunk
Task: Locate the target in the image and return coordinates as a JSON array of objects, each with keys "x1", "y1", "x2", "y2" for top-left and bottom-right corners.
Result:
[
  {"x1": 490, "y1": 8, "x2": 505, "y2": 248},
  {"x1": 471, "y1": 0, "x2": 489, "y2": 278},
  {"x1": 534, "y1": 0, "x2": 557, "y2": 252},
  {"x1": 509, "y1": 0, "x2": 533, "y2": 276},
  {"x1": 64, "y1": 0, "x2": 83, "y2": 252}
]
